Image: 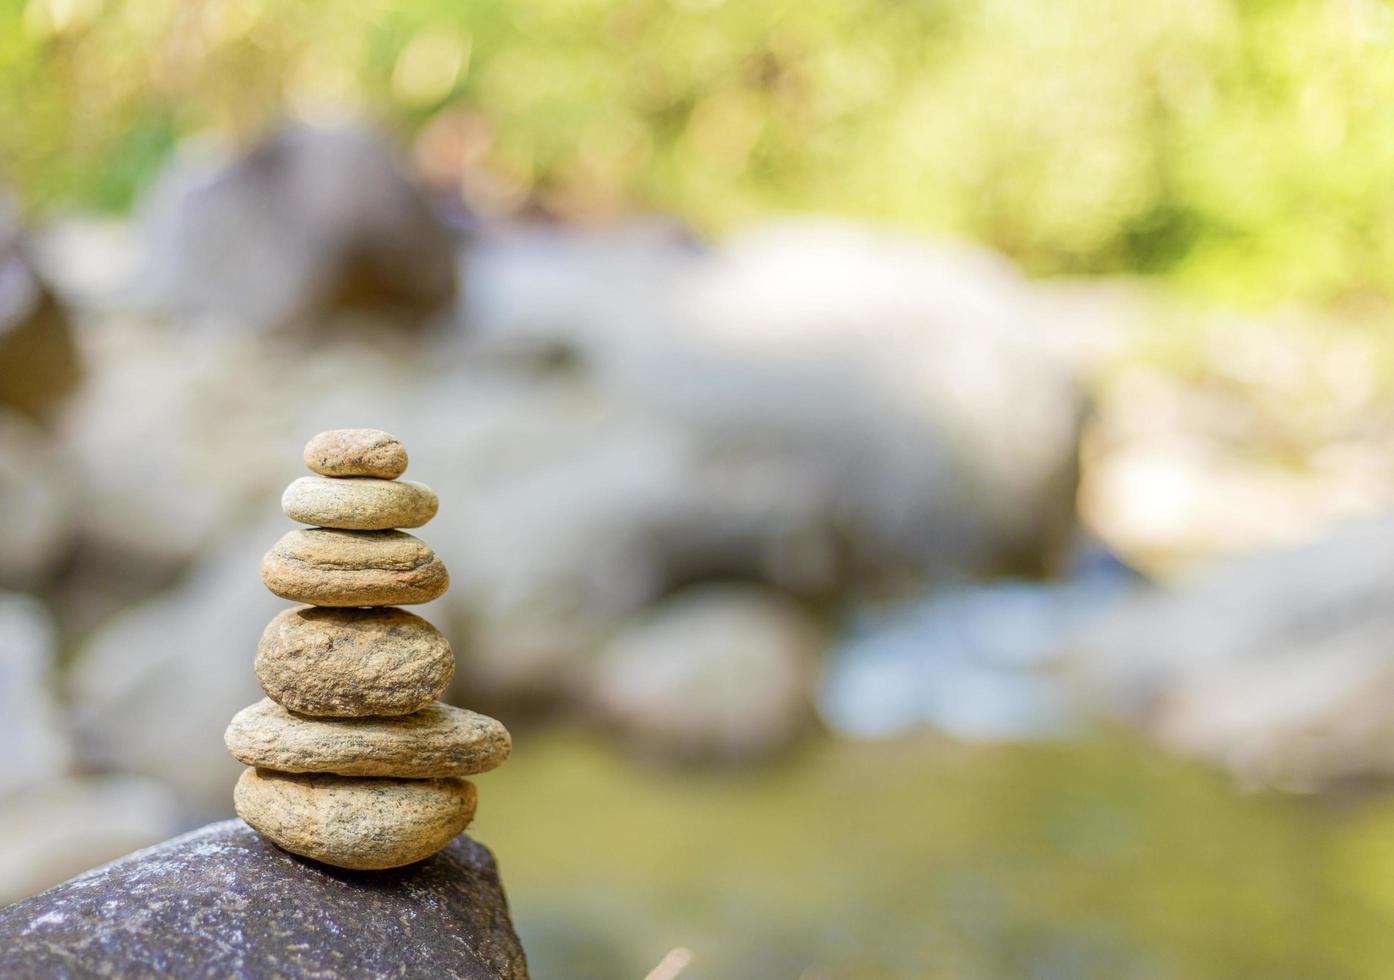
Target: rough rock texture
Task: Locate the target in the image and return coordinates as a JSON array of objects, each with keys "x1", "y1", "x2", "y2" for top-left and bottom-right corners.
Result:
[
  {"x1": 256, "y1": 605, "x2": 454, "y2": 716},
  {"x1": 262, "y1": 528, "x2": 449, "y2": 606},
  {"x1": 226, "y1": 699, "x2": 511, "y2": 777},
  {"x1": 235, "y1": 769, "x2": 476, "y2": 870},
  {"x1": 0, "y1": 819, "x2": 528, "y2": 979},
  {"x1": 304, "y1": 427, "x2": 409, "y2": 478},
  {"x1": 282, "y1": 475, "x2": 438, "y2": 530},
  {"x1": 585, "y1": 585, "x2": 823, "y2": 762}
]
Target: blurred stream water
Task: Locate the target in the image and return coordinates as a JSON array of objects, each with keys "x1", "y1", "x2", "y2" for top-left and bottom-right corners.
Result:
[{"x1": 821, "y1": 554, "x2": 1141, "y2": 742}]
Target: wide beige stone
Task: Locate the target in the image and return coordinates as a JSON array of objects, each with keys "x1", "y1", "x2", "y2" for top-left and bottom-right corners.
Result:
[
  {"x1": 282, "y1": 476, "x2": 438, "y2": 531},
  {"x1": 261, "y1": 529, "x2": 448, "y2": 606},
  {"x1": 256, "y1": 606, "x2": 454, "y2": 716},
  {"x1": 234, "y1": 768, "x2": 475, "y2": 870},
  {"x1": 303, "y1": 429, "x2": 408, "y2": 479},
  {"x1": 225, "y1": 699, "x2": 511, "y2": 777}
]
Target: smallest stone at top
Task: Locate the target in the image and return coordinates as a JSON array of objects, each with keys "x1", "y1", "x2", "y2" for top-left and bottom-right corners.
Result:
[{"x1": 305, "y1": 429, "x2": 408, "y2": 479}]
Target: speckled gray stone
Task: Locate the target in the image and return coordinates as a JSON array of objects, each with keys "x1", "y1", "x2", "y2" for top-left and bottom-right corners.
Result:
[{"x1": 0, "y1": 819, "x2": 528, "y2": 979}]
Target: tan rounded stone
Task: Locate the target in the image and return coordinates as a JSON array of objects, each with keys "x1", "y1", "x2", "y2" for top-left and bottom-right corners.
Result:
[
  {"x1": 282, "y1": 476, "x2": 439, "y2": 530},
  {"x1": 234, "y1": 768, "x2": 475, "y2": 870},
  {"x1": 226, "y1": 699, "x2": 511, "y2": 777},
  {"x1": 255, "y1": 606, "x2": 454, "y2": 716},
  {"x1": 303, "y1": 429, "x2": 408, "y2": 479},
  {"x1": 261, "y1": 529, "x2": 448, "y2": 606}
]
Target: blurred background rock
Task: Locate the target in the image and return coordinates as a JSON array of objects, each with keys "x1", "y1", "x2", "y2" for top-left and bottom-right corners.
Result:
[{"x1": 6, "y1": 1, "x2": 1394, "y2": 976}]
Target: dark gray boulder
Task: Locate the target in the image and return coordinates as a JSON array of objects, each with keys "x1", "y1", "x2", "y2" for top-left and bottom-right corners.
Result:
[{"x1": 0, "y1": 819, "x2": 528, "y2": 979}]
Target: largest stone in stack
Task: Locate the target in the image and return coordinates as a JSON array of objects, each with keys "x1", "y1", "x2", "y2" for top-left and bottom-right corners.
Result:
[{"x1": 227, "y1": 428, "x2": 510, "y2": 870}]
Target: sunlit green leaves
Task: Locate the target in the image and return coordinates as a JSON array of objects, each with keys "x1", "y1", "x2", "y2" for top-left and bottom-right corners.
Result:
[{"x1": 2, "y1": 0, "x2": 1393, "y2": 304}]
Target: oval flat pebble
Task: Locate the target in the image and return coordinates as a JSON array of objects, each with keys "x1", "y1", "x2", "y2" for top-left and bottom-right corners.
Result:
[
  {"x1": 304, "y1": 429, "x2": 408, "y2": 479},
  {"x1": 282, "y1": 476, "x2": 438, "y2": 531},
  {"x1": 226, "y1": 699, "x2": 511, "y2": 777},
  {"x1": 261, "y1": 529, "x2": 448, "y2": 606},
  {"x1": 234, "y1": 768, "x2": 475, "y2": 870},
  {"x1": 256, "y1": 606, "x2": 454, "y2": 717}
]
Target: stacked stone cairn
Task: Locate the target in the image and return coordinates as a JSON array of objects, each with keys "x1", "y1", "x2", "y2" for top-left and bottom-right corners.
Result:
[{"x1": 226, "y1": 428, "x2": 510, "y2": 870}]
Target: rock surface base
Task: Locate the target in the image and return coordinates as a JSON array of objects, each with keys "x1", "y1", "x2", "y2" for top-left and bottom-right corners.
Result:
[{"x1": 0, "y1": 819, "x2": 528, "y2": 979}]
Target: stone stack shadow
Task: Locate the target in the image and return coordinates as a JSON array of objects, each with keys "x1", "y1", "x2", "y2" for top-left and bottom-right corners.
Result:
[{"x1": 226, "y1": 428, "x2": 510, "y2": 870}]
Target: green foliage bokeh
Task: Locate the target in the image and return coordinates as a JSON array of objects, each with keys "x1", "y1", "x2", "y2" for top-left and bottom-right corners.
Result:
[{"x1": 3, "y1": 0, "x2": 1393, "y2": 304}]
